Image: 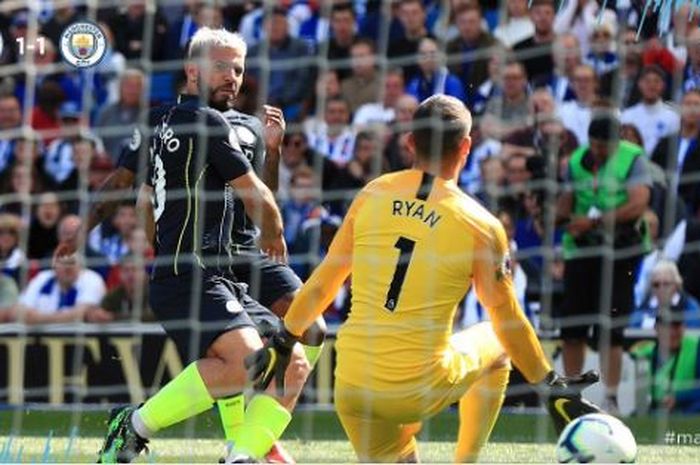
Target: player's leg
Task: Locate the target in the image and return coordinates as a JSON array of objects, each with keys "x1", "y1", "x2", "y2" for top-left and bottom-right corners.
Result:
[
  {"x1": 98, "y1": 275, "x2": 297, "y2": 463},
  {"x1": 98, "y1": 328, "x2": 266, "y2": 463},
  {"x1": 216, "y1": 289, "x2": 310, "y2": 462},
  {"x1": 448, "y1": 323, "x2": 510, "y2": 463},
  {"x1": 339, "y1": 416, "x2": 421, "y2": 463}
]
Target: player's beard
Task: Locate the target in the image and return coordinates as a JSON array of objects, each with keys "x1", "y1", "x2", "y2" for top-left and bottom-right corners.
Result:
[
  {"x1": 208, "y1": 85, "x2": 236, "y2": 112},
  {"x1": 197, "y1": 73, "x2": 236, "y2": 111}
]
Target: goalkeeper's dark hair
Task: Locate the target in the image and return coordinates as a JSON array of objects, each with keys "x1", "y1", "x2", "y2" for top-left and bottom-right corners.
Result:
[{"x1": 412, "y1": 94, "x2": 471, "y2": 162}]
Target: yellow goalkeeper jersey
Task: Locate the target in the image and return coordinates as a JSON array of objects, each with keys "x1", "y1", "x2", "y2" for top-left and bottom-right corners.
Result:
[{"x1": 284, "y1": 169, "x2": 550, "y2": 390}]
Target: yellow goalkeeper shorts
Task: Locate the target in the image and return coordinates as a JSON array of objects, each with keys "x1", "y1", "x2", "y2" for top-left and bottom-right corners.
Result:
[{"x1": 334, "y1": 322, "x2": 507, "y2": 462}]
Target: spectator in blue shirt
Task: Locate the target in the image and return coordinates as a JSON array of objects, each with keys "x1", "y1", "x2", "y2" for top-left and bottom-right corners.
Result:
[
  {"x1": 631, "y1": 260, "x2": 700, "y2": 329},
  {"x1": 406, "y1": 37, "x2": 466, "y2": 103},
  {"x1": 247, "y1": 6, "x2": 313, "y2": 120}
]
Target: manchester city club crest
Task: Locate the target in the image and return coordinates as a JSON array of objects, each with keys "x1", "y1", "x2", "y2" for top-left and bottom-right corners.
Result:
[{"x1": 59, "y1": 21, "x2": 106, "y2": 68}]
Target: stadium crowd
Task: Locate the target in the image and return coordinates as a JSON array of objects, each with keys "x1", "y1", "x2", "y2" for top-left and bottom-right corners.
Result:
[{"x1": 1, "y1": 0, "x2": 700, "y2": 411}]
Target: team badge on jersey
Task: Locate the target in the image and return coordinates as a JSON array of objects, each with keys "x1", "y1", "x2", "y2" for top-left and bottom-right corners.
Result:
[
  {"x1": 496, "y1": 253, "x2": 513, "y2": 281},
  {"x1": 226, "y1": 299, "x2": 244, "y2": 314},
  {"x1": 235, "y1": 126, "x2": 257, "y2": 146},
  {"x1": 59, "y1": 21, "x2": 107, "y2": 68},
  {"x1": 228, "y1": 128, "x2": 243, "y2": 153}
]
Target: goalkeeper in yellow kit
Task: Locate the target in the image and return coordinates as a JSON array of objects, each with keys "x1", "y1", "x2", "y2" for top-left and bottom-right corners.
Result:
[{"x1": 246, "y1": 95, "x2": 601, "y2": 462}]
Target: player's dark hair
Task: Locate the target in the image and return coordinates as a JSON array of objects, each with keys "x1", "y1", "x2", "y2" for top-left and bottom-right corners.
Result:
[{"x1": 412, "y1": 95, "x2": 471, "y2": 162}]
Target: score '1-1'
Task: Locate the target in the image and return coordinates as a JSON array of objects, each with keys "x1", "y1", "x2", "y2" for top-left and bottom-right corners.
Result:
[{"x1": 16, "y1": 37, "x2": 46, "y2": 56}]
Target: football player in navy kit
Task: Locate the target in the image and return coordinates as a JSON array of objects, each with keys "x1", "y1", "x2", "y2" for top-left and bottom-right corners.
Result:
[{"x1": 93, "y1": 28, "x2": 310, "y2": 463}]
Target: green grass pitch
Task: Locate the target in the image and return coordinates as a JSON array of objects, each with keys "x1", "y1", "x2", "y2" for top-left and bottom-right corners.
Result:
[{"x1": 1, "y1": 409, "x2": 698, "y2": 463}]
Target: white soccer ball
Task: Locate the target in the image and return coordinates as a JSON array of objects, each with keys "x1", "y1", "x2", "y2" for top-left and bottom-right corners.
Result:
[{"x1": 556, "y1": 413, "x2": 637, "y2": 463}]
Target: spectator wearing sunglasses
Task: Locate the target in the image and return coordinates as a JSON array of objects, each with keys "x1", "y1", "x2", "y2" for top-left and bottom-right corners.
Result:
[
  {"x1": 631, "y1": 260, "x2": 700, "y2": 329},
  {"x1": 632, "y1": 303, "x2": 700, "y2": 413}
]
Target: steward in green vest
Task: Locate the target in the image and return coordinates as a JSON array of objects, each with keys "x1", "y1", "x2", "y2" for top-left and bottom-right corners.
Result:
[
  {"x1": 562, "y1": 139, "x2": 652, "y2": 260},
  {"x1": 633, "y1": 308, "x2": 700, "y2": 413},
  {"x1": 557, "y1": 114, "x2": 654, "y2": 413}
]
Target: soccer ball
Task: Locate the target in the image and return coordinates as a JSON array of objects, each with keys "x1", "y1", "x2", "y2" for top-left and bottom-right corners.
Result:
[{"x1": 556, "y1": 413, "x2": 637, "y2": 463}]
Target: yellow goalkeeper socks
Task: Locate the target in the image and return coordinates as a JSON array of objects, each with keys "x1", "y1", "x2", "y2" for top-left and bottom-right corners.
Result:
[
  {"x1": 303, "y1": 343, "x2": 324, "y2": 368},
  {"x1": 137, "y1": 362, "x2": 215, "y2": 434},
  {"x1": 217, "y1": 393, "x2": 245, "y2": 441},
  {"x1": 455, "y1": 365, "x2": 510, "y2": 463},
  {"x1": 232, "y1": 394, "x2": 291, "y2": 459}
]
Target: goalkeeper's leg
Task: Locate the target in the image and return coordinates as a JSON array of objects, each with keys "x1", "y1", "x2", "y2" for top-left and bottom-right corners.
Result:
[{"x1": 450, "y1": 324, "x2": 510, "y2": 463}]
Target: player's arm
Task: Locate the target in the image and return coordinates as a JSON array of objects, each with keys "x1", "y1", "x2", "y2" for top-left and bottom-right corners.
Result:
[
  {"x1": 206, "y1": 110, "x2": 287, "y2": 261},
  {"x1": 471, "y1": 222, "x2": 552, "y2": 383},
  {"x1": 229, "y1": 173, "x2": 286, "y2": 262},
  {"x1": 473, "y1": 222, "x2": 602, "y2": 432},
  {"x1": 261, "y1": 105, "x2": 284, "y2": 192},
  {"x1": 282, "y1": 195, "x2": 358, "y2": 336},
  {"x1": 245, "y1": 193, "x2": 362, "y2": 391},
  {"x1": 136, "y1": 183, "x2": 155, "y2": 244}
]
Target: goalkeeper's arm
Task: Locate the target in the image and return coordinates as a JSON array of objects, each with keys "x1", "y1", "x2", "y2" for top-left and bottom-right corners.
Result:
[
  {"x1": 245, "y1": 195, "x2": 358, "y2": 391},
  {"x1": 475, "y1": 222, "x2": 602, "y2": 433}
]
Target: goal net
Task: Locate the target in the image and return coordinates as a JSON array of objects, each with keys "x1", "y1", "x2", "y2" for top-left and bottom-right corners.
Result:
[{"x1": 0, "y1": 0, "x2": 698, "y2": 462}]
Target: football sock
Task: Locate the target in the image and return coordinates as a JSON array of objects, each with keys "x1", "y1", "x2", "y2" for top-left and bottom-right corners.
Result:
[
  {"x1": 217, "y1": 393, "x2": 245, "y2": 442},
  {"x1": 455, "y1": 365, "x2": 510, "y2": 463},
  {"x1": 303, "y1": 343, "x2": 324, "y2": 368},
  {"x1": 232, "y1": 394, "x2": 291, "y2": 459},
  {"x1": 136, "y1": 362, "x2": 215, "y2": 435}
]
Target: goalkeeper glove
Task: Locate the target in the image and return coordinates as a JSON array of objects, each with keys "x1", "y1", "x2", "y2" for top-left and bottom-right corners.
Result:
[
  {"x1": 244, "y1": 327, "x2": 298, "y2": 393},
  {"x1": 541, "y1": 370, "x2": 604, "y2": 435}
]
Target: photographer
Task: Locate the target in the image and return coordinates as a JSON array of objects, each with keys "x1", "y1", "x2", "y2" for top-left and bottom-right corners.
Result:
[
  {"x1": 557, "y1": 113, "x2": 652, "y2": 413},
  {"x1": 515, "y1": 155, "x2": 565, "y2": 301}
]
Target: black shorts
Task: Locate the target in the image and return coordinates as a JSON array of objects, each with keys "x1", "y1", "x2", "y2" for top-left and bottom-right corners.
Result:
[
  {"x1": 149, "y1": 270, "x2": 280, "y2": 363},
  {"x1": 561, "y1": 254, "x2": 641, "y2": 346},
  {"x1": 229, "y1": 249, "x2": 302, "y2": 309}
]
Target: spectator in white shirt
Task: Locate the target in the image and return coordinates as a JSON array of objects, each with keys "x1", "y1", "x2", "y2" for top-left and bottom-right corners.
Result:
[
  {"x1": 548, "y1": 33, "x2": 580, "y2": 104},
  {"x1": 305, "y1": 96, "x2": 355, "y2": 167},
  {"x1": 553, "y1": 0, "x2": 615, "y2": 56},
  {"x1": 353, "y1": 68, "x2": 404, "y2": 128},
  {"x1": 557, "y1": 64, "x2": 598, "y2": 145},
  {"x1": 493, "y1": 0, "x2": 534, "y2": 48},
  {"x1": 15, "y1": 253, "x2": 109, "y2": 324},
  {"x1": 622, "y1": 65, "x2": 680, "y2": 155}
]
